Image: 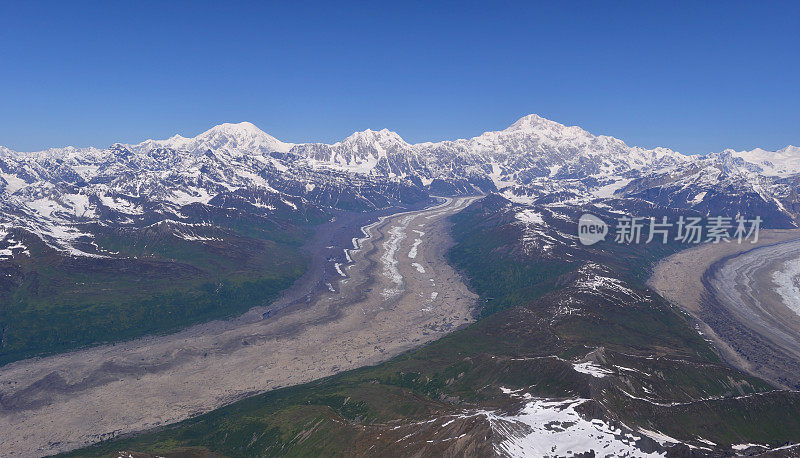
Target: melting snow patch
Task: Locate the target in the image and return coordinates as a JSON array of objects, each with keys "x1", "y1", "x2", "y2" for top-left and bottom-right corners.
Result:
[
  {"x1": 593, "y1": 177, "x2": 633, "y2": 198},
  {"x1": 695, "y1": 437, "x2": 716, "y2": 447},
  {"x1": 500, "y1": 189, "x2": 536, "y2": 205},
  {"x1": 515, "y1": 209, "x2": 544, "y2": 225},
  {"x1": 173, "y1": 230, "x2": 222, "y2": 242},
  {"x1": 575, "y1": 263, "x2": 639, "y2": 299},
  {"x1": 0, "y1": 173, "x2": 27, "y2": 194},
  {"x1": 0, "y1": 237, "x2": 28, "y2": 259},
  {"x1": 615, "y1": 365, "x2": 650, "y2": 376},
  {"x1": 513, "y1": 208, "x2": 578, "y2": 256},
  {"x1": 334, "y1": 262, "x2": 346, "y2": 277},
  {"x1": 690, "y1": 191, "x2": 707, "y2": 205},
  {"x1": 99, "y1": 195, "x2": 145, "y2": 214},
  {"x1": 27, "y1": 198, "x2": 62, "y2": 218},
  {"x1": 484, "y1": 398, "x2": 665, "y2": 457},
  {"x1": 411, "y1": 262, "x2": 425, "y2": 273},
  {"x1": 637, "y1": 428, "x2": 681, "y2": 447},
  {"x1": 572, "y1": 362, "x2": 613, "y2": 378},
  {"x1": 171, "y1": 187, "x2": 214, "y2": 205},
  {"x1": 63, "y1": 193, "x2": 96, "y2": 218}
]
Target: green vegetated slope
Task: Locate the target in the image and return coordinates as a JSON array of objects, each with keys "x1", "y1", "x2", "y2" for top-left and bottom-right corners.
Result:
[
  {"x1": 0, "y1": 205, "x2": 324, "y2": 365},
  {"x1": 65, "y1": 197, "x2": 800, "y2": 457}
]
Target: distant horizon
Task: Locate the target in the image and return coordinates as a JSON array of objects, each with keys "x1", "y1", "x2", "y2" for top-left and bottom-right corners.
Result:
[
  {"x1": 2, "y1": 113, "x2": 796, "y2": 157},
  {"x1": 1, "y1": 1, "x2": 798, "y2": 154}
]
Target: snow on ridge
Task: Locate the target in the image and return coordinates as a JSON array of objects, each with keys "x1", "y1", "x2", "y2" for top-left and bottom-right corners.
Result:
[
  {"x1": 2, "y1": 116, "x2": 794, "y2": 166},
  {"x1": 173, "y1": 230, "x2": 222, "y2": 243},
  {"x1": 572, "y1": 361, "x2": 613, "y2": 378},
  {"x1": 1, "y1": 173, "x2": 28, "y2": 194},
  {"x1": 593, "y1": 177, "x2": 633, "y2": 198},
  {"x1": 482, "y1": 397, "x2": 665, "y2": 457},
  {"x1": 728, "y1": 145, "x2": 800, "y2": 177},
  {"x1": 731, "y1": 443, "x2": 767, "y2": 451},
  {"x1": 690, "y1": 191, "x2": 707, "y2": 205},
  {"x1": 574, "y1": 263, "x2": 640, "y2": 299},
  {"x1": 338, "y1": 128, "x2": 409, "y2": 148},
  {"x1": 637, "y1": 428, "x2": 682, "y2": 447},
  {"x1": 1, "y1": 115, "x2": 797, "y2": 259},
  {"x1": 511, "y1": 206, "x2": 578, "y2": 256},
  {"x1": 98, "y1": 195, "x2": 145, "y2": 215},
  {"x1": 515, "y1": 209, "x2": 544, "y2": 225},
  {"x1": 135, "y1": 121, "x2": 294, "y2": 155},
  {"x1": 0, "y1": 235, "x2": 29, "y2": 259}
]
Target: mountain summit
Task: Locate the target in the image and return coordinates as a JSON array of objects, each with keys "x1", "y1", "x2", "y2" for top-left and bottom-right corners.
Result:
[{"x1": 135, "y1": 121, "x2": 293, "y2": 156}]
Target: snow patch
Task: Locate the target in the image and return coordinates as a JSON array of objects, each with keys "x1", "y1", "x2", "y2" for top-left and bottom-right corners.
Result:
[
  {"x1": 485, "y1": 398, "x2": 665, "y2": 457},
  {"x1": 593, "y1": 177, "x2": 632, "y2": 198},
  {"x1": 0, "y1": 236, "x2": 28, "y2": 259},
  {"x1": 572, "y1": 361, "x2": 613, "y2": 378},
  {"x1": 1, "y1": 173, "x2": 27, "y2": 194},
  {"x1": 515, "y1": 209, "x2": 544, "y2": 225},
  {"x1": 690, "y1": 191, "x2": 707, "y2": 205},
  {"x1": 334, "y1": 262, "x2": 346, "y2": 277}
]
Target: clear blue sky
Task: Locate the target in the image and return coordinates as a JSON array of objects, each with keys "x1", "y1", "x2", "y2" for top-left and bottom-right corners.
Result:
[{"x1": 1, "y1": 1, "x2": 798, "y2": 153}]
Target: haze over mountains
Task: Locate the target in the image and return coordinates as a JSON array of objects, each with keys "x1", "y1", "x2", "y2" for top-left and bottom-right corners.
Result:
[{"x1": 1, "y1": 114, "x2": 798, "y2": 258}]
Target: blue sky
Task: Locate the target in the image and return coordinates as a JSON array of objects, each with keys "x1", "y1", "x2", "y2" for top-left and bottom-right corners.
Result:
[{"x1": 1, "y1": 1, "x2": 798, "y2": 153}]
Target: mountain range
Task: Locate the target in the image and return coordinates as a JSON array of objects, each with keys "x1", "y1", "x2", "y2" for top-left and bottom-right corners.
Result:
[
  {"x1": 1, "y1": 114, "x2": 798, "y2": 258},
  {"x1": 3, "y1": 115, "x2": 800, "y2": 456}
]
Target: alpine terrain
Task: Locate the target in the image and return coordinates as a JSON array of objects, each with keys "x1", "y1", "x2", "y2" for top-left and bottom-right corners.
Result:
[{"x1": 1, "y1": 115, "x2": 800, "y2": 457}]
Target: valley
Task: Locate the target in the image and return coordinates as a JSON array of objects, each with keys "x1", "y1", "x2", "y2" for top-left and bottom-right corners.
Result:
[
  {"x1": 4, "y1": 3, "x2": 800, "y2": 455},
  {"x1": 0, "y1": 197, "x2": 478, "y2": 457},
  {"x1": 650, "y1": 230, "x2": 800, "y2": 389},
  {"x1": 66, "y1": 195, "x2": 800, "y2": 457},
  {"x1": 1, "y1": 114, "x2": 799, "y2": 456}
]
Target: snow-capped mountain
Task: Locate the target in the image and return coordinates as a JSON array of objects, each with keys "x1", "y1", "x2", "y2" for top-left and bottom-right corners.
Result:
[
  {"x1": 423, "y1": 114, "x2": 687, "y2": 181},
  {"x1": 725, "y1": 145, "x2": 800, "y2": 177},
  {"x1": 617, "y1": 152, "x2": 800, "y2": 228},
  {"x1": 133, "y1": 122, "x2": 294, "y2": 157},
  {"x1": 287, "y1": 114, "x2": 690, "y2": 191},
  {"x1": 0, "y1": 114, "x2": 797, "y2": 258},
  {"x1": 292, "y1": 128, "x2": 412, "y2": 175}
]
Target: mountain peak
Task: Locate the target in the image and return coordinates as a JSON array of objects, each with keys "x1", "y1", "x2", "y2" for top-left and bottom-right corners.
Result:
[
  {"x1": 152, "y1": 121, "x2": 294, "y2": 154},
  {"x1": 502, "y1": 114, "x2": 594, "y2": 143},
  {"x1": 506, "y1": 114, "x2": 565, "y2": 131},
  {"x1": 130, "y1": 121, "x2": 292, "y2": 155},
  {"x1": 341, "y1": 128, "x2": 408, "y2": 146},
  {"x1": 200, "y1": 121, "x2": 270, "y2": 138}
]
